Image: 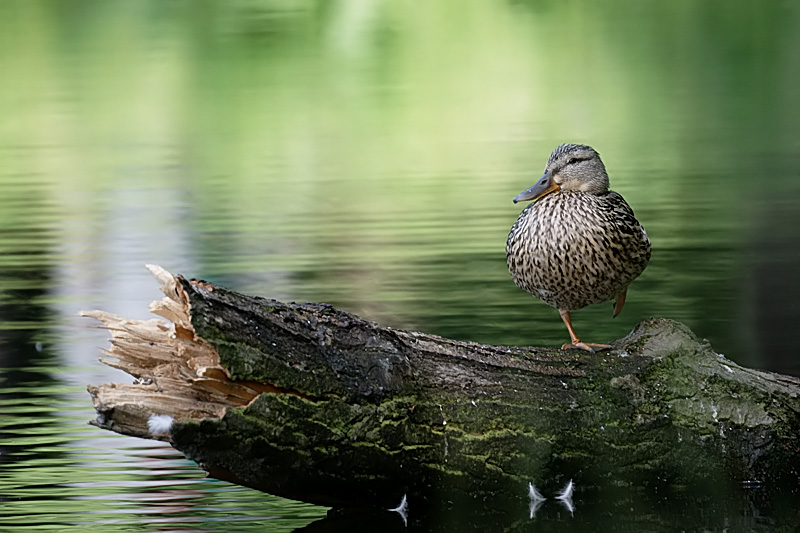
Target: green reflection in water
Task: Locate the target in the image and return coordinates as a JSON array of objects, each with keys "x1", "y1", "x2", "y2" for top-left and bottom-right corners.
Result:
[
  {"x1": 2, "y1": 0, "x2": 800, "y2": 530},
  {"x1": 0, "y1": 383, "x2": 327, "y2": 531}
]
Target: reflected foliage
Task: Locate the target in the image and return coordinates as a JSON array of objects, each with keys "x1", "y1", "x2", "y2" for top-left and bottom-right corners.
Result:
[{"x1": 1, "y1": 0, "x2": 800, "y2": 530}]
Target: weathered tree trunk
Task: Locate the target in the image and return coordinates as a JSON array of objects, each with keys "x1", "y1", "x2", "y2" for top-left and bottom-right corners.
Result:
[{"x1": 85, "y1": 265, "x2": 800, "y2": 516}]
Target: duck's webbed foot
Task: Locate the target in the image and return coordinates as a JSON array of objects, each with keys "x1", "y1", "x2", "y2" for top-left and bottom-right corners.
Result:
[{"x1": 558, "y1": 310, "x2": 611, "y2": 353}]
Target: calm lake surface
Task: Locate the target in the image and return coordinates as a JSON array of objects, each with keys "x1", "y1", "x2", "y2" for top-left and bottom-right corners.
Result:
[{"x1": 2, "y1": 1, "x2": 799, "y2": 530}]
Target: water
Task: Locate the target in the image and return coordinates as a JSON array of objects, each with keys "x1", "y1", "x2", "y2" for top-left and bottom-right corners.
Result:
[{"x1": 1, "y1": 0, "x2": 799, "y2": 530}]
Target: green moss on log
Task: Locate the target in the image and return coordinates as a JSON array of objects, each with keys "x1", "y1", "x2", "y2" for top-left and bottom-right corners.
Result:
[{"x1": 89, "y1": 273, "x2": 800, "y2": 513}]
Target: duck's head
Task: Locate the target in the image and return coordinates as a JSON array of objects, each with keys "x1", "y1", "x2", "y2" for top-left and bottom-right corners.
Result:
[{"x1": 513, "y1": 144, "x2": 609, "y2": 203}]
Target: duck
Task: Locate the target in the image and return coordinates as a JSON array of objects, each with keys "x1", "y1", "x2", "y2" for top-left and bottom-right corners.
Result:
[{"x1": 506, "y1": 144, "x2": 651, "y2": 351}]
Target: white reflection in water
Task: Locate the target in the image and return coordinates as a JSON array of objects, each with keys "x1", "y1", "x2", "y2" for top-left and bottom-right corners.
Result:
[
  {"x1": 388, "y1": 493, "x2": 409, "y2": 526},
  {"x1": 528, "y1": 482, "x2": 546, "y2": 519},
  {"x1": 528, "y1": 479, "x2": 575, "y2": 518},
  {"x1": 556, "y1": 479, "x2": 575, "y2": 515}
]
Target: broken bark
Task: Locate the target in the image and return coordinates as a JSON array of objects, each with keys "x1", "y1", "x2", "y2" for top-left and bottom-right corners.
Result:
[{"x1": 84, "y1": 265, "x2": 800, "y2": 515}]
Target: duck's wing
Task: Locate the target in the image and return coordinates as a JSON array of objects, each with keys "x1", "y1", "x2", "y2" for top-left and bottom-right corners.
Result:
[{"x1": 604, "y1": 190, "x2": 651, "y2": 251}]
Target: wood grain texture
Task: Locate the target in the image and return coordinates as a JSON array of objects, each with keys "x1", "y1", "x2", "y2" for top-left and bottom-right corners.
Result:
[{"x1": 85, "y1": 266, "x2": 800, "y2": 512}]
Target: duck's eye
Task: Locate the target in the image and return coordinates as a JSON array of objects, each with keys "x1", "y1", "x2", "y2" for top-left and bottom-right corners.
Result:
[{"x1": 567, "y1": 157, "x2": 579, "y2": 165}]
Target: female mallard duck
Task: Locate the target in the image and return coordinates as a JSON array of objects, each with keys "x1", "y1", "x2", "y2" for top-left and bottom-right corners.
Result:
[{"x1": 506, "y1": 144, "x2": 651, "y2": 351}]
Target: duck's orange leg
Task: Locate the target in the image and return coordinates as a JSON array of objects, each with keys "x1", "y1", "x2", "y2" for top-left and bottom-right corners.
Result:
[
  {"x1": 558, "y1": 309, "x2": 611, "y2": 352},
  {"x1": 612, "y1": 287, "x2": 627, "y2": 318}
]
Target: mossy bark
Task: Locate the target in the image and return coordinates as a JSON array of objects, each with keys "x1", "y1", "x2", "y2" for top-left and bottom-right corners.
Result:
[{"x1": 86, "y1": 269, "x2": 800, "y2": 514}]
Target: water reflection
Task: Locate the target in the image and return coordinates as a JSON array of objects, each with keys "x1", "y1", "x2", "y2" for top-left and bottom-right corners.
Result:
[
  {"x1": 1, "y1": 0, "x2": 800, "y2": 530},
  {"x1": 295, "y1": 480, "x2": 795, "y2": 532},
  {"x1": 0, "y1": 387, "x2": 326, "y2": 531}
]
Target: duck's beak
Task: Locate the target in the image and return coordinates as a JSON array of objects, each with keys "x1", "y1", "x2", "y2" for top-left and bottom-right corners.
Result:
[{"x1": 513, "y1": 171, "x2": 560, "y2": 203}]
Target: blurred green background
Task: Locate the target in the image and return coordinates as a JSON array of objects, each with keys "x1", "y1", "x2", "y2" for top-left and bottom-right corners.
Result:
[{"x1": 2, "y1": 0, "x2": 799, "y2": 530}]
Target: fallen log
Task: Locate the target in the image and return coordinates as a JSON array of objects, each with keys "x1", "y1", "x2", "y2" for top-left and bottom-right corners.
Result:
[{"x1": 84, "y1": 265, "x2": 800, "y2": 519}]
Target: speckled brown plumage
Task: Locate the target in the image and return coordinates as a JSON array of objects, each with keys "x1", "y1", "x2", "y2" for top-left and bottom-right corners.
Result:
[{"x1": 507, "y1": 144, "x2": 650, "y2": 351}]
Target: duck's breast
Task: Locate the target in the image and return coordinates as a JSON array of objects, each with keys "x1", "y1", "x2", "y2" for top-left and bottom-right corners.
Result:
[{"x1": 506, "y1": 191, "x2": 650, "y2": 310}]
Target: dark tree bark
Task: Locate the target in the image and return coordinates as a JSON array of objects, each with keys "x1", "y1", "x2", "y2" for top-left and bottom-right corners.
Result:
[{"x1": 85, "y1": 266, "x2": 800, "y2": 517}]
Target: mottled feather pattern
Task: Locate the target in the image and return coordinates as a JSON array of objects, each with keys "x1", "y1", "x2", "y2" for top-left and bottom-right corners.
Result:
[{"x1": 507, "y1": 189, "x2": 650, "y2": 311}]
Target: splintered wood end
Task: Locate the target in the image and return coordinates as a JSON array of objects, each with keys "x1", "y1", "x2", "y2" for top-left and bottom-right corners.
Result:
[{"x1": 83, "y1": 265, "x2": 263, "y2": 440}]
